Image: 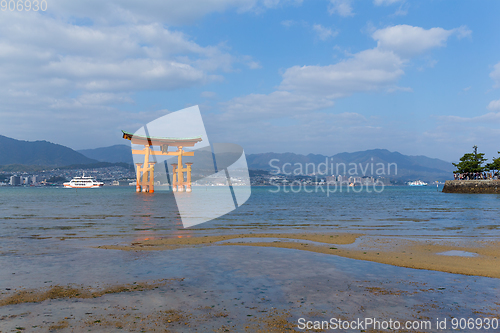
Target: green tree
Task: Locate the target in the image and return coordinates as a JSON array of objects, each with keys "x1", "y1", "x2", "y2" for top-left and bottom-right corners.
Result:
[
  {"x1": 486, "y1": 152, "x2": 500, "y2": 173},
  {"x1": 452, "y1": 145, "x2": 487, "y2": 174}
]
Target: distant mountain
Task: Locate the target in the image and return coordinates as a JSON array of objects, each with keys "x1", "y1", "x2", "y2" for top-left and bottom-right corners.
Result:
[
  {"x1": 75, "y1": 144, "x2": 454, "y2": 181},
  {"x1": 0, "y1": 135, "x2": 98, "y2": 167},
  {"x1": 9, "y1": 135, "x2": 453, "y2": 182},
  {"x1": 246, "y1": 149, "x2": 454, "y2": 182},
  {"x1": 78, "y1": 144, "x2": 133, "y2": 164}
]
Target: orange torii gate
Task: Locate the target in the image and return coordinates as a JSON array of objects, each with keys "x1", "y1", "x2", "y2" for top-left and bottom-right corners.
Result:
[{"x1": 122, "y1": 131, "x2": 202, "y2": 193}]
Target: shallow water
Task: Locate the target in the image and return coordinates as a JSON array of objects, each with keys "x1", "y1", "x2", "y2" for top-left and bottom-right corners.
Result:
[
  {"x1": 1, "y1": 185, "x2": 499, "y2": 332},
  {"x1": 1, "y1": 185, "x2": 500, "y2": 267},
  {"x1": 1, "y1": 186, "x2": 500, "y2": 240}
]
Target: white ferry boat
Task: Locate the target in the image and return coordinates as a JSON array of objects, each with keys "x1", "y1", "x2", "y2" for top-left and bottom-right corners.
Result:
[
  {"x1": 408, "y1": 180, "x2": 428, "y2": 186},
  {"x1": 63, "y1": 174, "x2": 104, "y2": 188}
]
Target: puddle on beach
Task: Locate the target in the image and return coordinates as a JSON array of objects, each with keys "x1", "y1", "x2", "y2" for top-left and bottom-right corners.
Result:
[
  {"x1": 216, "y1": 237, "x2": 337, "y2": 246},
  {"x1": 437, "y1": 250, "x2": 479, "y2": 257}
]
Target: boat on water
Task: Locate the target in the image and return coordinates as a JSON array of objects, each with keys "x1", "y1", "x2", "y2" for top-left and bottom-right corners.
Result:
[
  {"x1": 408, "y1": 180, "x2": 428, "y2": 186},
  {"x1": 63, "y1": 174, "x2": 104, "y2": 188}
]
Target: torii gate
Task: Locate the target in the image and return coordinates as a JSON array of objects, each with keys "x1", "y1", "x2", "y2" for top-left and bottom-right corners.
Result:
[{"x1": 122, "y1": 131, "x2": 202, "y2": 193}]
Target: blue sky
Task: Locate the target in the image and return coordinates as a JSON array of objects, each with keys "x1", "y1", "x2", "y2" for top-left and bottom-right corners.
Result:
[{"x1": 0, "y1": 0, "x2": 499, "y2": 162}]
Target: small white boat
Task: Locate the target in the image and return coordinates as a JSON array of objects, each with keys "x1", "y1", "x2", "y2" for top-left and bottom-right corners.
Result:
[
  {"x1": 408, "y1": 180, "x2": 428, "y2": 186},
  {"x1": 63, "y1": 173, "x2": 104, "y2": 188}
]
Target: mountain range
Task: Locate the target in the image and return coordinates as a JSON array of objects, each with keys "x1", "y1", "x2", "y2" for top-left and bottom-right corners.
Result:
[
  {"x1": 82, "y1": 145, "x2": 455, "y2": 181},
  {"x1": 78, "y1": 145, "x2": 134, "y2": 164},
  {"x1": 0, "y1": 135, "x2": 455, "y2": 181},
  {"x1": 0, "y1": 135, "x2": 97, "y2": 166},
  {"x1": 245, "y1": 150, "x2": 454, "y2": 182}
]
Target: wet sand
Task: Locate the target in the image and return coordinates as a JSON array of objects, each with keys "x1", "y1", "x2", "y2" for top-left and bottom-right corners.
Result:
[
  {"x1": 0, "y1": 279, "x2": 180, "y2": 307},
  {"x1": 2, "y1": 245, "x2": 499, "y2": 332},
  {"x1": 97, "y1": 232, "x2": 500, "y2": 278},
  {"x1": 2, "y1": 231, "x2": 500, "y2": 332}
]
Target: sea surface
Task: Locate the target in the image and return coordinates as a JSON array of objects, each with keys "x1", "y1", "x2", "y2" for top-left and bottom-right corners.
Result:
[
  {"x1": 1, "y1": 184, "x2": 499, "y2": 287},
  {"x1": 1, "y1": 185, "x2": 500, "y2": 242},
  {"x1": 1, "y1": 185, "x2": 500, "y2": 331}
]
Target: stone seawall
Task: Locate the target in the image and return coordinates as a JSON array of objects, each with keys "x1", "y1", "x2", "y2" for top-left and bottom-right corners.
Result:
[{"x1": 442, "y1": 180, "x2": 500, "y2": 194}]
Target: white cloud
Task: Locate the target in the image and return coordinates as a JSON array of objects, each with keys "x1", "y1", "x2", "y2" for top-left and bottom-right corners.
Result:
[
  {"x1": 0, "y1": 8, "x2": 264, "y2": 148},
  {"x1": 279, "y1": 48, "x2": 405, "y2": 96},
  {"x1": 276, "y1": 25, "x2": 464, "y2": 98},
  {"x1": 455, "y1": 25, "x2": 472, "y2": 39},
  {"x1": 372, "y1": 25, "x2": 470, "y2": 58},
  {"x1": 219, "y1": 91, "x2": 335, "y2": 120},
  {"x1": 312, "y1": 24, "x2": 339, "y2": 41},
  {"x1": 437, "y1": 112, "x2": 500, "y2": 123},
  {"x1": 393, "y1": 7, "x2": 408, "y2": 16},
  {"x1": 372, "y1": 0, "x2": 408, "y2": 16},
  {"x1": 328, "y1": 0, "x2": 354, "y2": 17},
  {"x1": 281, "y1": 20, "x2": 296, "y2": 28},
  {"x1": 487, "y1": 99, "x2": 500, "y2": 111},
  {"x1": 76, "y1": 93, "x2": 134, "y2": 105},
  {"x1": 0, "y1": 11, "x2": 265, "y2": 97},
  {"x1": 49, "y1": 0, "x2": 301, "y2": 26}
]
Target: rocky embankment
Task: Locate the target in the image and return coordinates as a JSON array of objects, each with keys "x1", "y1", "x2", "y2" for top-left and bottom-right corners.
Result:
[{"x1": 442, "y1": 180, "x2": 500, "y2": 193}]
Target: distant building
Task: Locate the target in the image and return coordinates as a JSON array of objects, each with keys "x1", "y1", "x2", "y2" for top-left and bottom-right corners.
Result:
[
  {"x1": 32, "y1": 175, "x2": 39, "y2": 185},
  {"x1": 9, "y1": 175, "x2": 21, "y2": 186},
  {"x1": 112, "y1": 180, "x2": 131, "y2": 186},
  {"x1": 326, "y1": 175, "x2": 336, "y2": 183}
]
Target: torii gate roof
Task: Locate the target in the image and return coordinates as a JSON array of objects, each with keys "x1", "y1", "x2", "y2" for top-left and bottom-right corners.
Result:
[{"x1": 122, "y1": 130, "x2": 202, "y2": 147}]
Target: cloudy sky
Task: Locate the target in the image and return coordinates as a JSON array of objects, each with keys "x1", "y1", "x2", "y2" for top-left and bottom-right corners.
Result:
[{"x1": 1, "y1": 0, "x2": 499, "y2": 162}]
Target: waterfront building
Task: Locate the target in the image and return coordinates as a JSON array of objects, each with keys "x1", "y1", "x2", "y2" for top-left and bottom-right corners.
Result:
[
  {"x1": 9, "y1": 175, "x2": 21, "y2": 186},
  {"x1": 326, "y1": 175, "x2": 337, "y2": 183}
]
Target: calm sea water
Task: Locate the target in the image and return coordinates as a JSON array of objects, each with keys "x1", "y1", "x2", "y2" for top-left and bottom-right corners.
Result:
[{"x1": 1, "y1": 185, "x2": 500, "y2": 243}]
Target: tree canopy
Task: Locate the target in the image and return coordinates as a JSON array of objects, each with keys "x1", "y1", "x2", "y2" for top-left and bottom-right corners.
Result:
[
  {"x1": 452, "y1": 146, "x2": 488, "y2": 174},
  {"x1": 486, "y1": 152, "x2": 500, "y2": 172}
]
